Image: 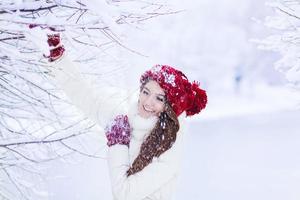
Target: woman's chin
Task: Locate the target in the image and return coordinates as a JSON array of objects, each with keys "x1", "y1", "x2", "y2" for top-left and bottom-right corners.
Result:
[
  {"x1": 138, "y1": 109, "x2": 156, "y2": 119},
  {"x1": 138, "y1": 112, "x2": 151, "y2": 119}
]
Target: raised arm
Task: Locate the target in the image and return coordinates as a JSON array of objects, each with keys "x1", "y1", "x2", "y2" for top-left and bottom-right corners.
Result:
[
  {"x1": 49, "y1": 54, "x2": 129, "y2": 127},
  {"x1": 25, "y1": 27, "x2": 130, "y2": 127}
]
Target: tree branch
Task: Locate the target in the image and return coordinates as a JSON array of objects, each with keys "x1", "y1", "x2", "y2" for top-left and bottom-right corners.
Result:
[{"x1": 0, "y1": 5, "x2": 58, "y2": 14}]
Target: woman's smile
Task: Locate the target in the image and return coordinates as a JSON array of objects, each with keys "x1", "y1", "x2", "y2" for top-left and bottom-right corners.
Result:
[
  {"x1": 138, "y1": 80, "x2": 165, "y2": 118},
  {"x1": 143, "y1": 105, "x2": 155, "y2": 113}
]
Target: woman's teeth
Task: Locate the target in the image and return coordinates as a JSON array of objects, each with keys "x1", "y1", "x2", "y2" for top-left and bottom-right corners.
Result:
[{"x1": 143, "y1": 106, "x2": 154, "y2": 113}]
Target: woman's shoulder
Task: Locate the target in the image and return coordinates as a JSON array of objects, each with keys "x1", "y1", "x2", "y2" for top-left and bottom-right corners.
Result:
[{"x1": 100, "y1": 87, "x2": 139, "y2": 126}]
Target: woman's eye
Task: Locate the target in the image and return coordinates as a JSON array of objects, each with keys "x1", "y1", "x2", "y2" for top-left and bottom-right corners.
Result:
[
  {"x1": 156, "y1": 96, "x2": 164, "y2": 102},
  {"x1": 143, "y1": 90, "x2": 149, "y2": 95}
]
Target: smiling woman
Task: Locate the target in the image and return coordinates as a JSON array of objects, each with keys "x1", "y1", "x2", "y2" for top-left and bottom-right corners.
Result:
[
  {"x1": 138, "y1": 80, "x2": 166, "y2": 118},
  {"x1": 33, "y1": 32, "x2": 207, "y2": 200}
]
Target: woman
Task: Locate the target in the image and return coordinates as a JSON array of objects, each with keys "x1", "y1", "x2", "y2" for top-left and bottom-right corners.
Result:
[{"x1": 42, "y1": 32, "x2": 207, "y2": 200}]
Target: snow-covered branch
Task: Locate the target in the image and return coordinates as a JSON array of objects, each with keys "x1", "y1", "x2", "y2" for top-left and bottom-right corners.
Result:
[
  {"x1": 258, "y1": 0, "x2": 300, "y2": 88},
  {"x1": 0, "y1": 0, "x2": 176, "y2": 199}
]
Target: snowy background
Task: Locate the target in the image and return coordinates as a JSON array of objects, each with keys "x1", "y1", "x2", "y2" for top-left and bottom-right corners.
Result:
[{"x1": 1, "y1": 0, "x2": 300, "y2": 199}]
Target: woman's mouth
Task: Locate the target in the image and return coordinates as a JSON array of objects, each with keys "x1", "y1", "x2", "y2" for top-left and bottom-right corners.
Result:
[{"x1": 143, "y1": 105, "x2": 154, "y2": 113}]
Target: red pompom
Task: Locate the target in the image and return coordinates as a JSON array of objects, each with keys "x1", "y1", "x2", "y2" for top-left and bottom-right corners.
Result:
[{"x1": 186, "y1": 82, "x2": 207, "y2": 116}]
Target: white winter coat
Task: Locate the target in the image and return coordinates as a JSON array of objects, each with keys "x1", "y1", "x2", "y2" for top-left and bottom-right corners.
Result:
[{"x1": 50, "y1": 55, "x2": 186, "y2": 200}]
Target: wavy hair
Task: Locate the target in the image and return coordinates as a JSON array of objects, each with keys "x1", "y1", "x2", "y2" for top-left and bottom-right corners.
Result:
[{"x1": 126, "y1": 80, "x2": 180, "y2": 176}]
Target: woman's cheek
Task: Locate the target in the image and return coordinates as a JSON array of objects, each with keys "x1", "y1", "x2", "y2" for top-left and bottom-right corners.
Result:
[{"x1": 156, "y1": 103, "x2": 164, "y2": 114}]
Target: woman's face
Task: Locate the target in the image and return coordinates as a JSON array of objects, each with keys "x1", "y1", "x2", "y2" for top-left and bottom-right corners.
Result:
[{"x1": 138, "y1": 80, "x2": 166, "y2": 118}]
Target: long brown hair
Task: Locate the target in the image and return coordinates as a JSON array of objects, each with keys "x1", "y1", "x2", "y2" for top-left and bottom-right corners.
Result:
[{"x1": 126, "y1": 81, "x2": 180, "y2": 176}]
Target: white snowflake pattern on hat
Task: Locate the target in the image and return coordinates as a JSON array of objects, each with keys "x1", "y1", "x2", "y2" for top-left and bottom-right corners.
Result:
[
  {"x1": 162, "y1": 72, "x2": 176, "y2": 87},
  {"x1": 151, "y1": 65, "x2": 162, "y2": 74}
]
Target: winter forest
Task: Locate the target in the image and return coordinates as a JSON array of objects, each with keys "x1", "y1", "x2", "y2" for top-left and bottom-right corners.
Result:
[{"x1": 0, "y1": 0, "x2": 300, "y2": 200}]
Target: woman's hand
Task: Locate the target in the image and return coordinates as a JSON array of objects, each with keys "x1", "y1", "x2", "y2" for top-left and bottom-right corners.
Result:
[
  {"x1": 105, "y1": 115, "x2": 131, "y2": 147},
  {"x1": 45, "y1": 33, "x2": 65, "y2": 62},
  {"x1": 25, "y1": 25, "x2": 65, "y2": 62}
]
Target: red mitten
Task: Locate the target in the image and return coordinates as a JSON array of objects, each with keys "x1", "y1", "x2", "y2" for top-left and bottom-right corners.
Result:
[
  {"x1": 27, "y1": 24, "x2": 65, "y2": 62},
  {"x1": 45, "y1": 33, "x2": 65, "y2": 62}
]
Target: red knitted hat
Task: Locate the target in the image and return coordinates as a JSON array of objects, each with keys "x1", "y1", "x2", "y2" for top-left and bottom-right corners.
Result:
[{"x1": 140, "y1": 65, "x2": 207, "y2": 117}]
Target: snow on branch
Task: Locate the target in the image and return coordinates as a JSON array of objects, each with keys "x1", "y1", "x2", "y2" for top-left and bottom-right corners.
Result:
[
  {"x1": 0, "y1": 0, "x2": 176, "y2": 199},
  {"x1": 257, "y1": 0, "x2": 300, "y2": 88}
]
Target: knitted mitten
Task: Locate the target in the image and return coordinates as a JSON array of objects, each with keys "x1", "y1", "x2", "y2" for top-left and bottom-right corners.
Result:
[
  {"x1": 26, "y1": 24, "x2": 65, "y2": 62},
  {"x1": 105, "y1": 115, "x2": 131, "y2": 147},
  {"x1": 45, "y1": 33, "x2": 65, "y2": 62}
]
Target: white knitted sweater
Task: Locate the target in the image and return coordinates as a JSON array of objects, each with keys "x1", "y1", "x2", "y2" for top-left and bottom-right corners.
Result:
[{"x1": 50, "y1": 56, "x2": 186, "y2": 200}]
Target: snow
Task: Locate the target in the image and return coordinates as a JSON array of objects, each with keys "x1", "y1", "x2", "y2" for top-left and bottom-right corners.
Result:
[
  {"x1": 197, "y1": 84, "x2": 300, "y2": 121},
  {"x1": 41, "y1": 92, "x2": 300, "y2": 200},
  {"x1": 1, "y1": 0, "x2": 300, "y2": 199},
  {"x1": 176, "y1": 108, "x2": 300, "y2": 200}
]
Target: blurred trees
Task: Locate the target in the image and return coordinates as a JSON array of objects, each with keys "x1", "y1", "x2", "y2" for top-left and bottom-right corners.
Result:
[{"x1": 260, "y1": 0, "x2": 300, "y2": 89}]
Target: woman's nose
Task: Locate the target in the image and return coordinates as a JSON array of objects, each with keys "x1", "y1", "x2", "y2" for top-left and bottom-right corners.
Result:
[{"x1": 144, "y1": 95, "x2": 155, "y2": 107}]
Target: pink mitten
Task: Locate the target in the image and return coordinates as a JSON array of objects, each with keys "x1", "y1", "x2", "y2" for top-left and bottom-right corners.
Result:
[{"x1": 105, "y1": 115, "x2": 131, "y2": 147}]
